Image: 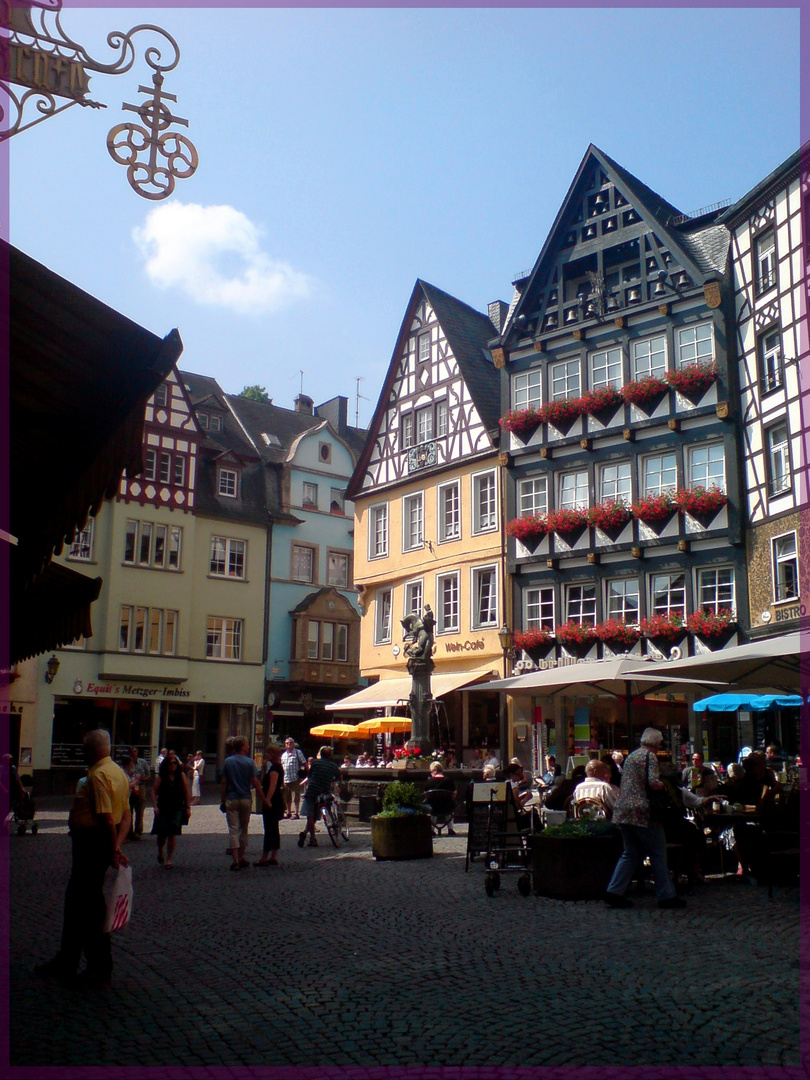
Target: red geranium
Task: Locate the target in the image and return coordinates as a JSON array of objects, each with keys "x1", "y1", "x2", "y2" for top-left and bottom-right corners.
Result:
[
  {"x1": 506, "y1": 514, "x2": 549, "y2": 542},
  {"x1": 622, "y1": 376, "x2": 668, "y2": 406},
  {"x1": 578, "y1": 386, "x2": 623, "y2": 415},
  {"x1": 513, "y1": 627, "x2": 555, "y2": 651},
  {"x1": 499, "y1": 408, "x2": 544, "y2": 435},
  {"x1": 393, "y1": 746, "x2": 422, "y2": 759},
  {"x1": 686, "y1": 608, "x2": 735, "y2": 637},
  {"x1": 547, "y1": 507, "x2": 589, "y2": 534},
  {"x1": 640, "y1": 613, "x2": 684, "y2": 640},
  {"x1": 539, "y1": 398, "x2": 585, "y2": 427},
  {"x1": 593, "y1": 620, "x2": 641, "y2": 646},
  {"x1": 632, "y1": 492, "x2": 677, "y2": 522},
  {"x1": 588, "y1": 500, "x2": 633, "y2": 531},
  {"x1": 554, "y1": 621, "x2": 597, "y2": 647},
  {"x1": 675, "y1": 486, "x2": 728, "y2": 517},
  {"x1": 665, "y1": 361, "x2": 718, "y2": 395}
]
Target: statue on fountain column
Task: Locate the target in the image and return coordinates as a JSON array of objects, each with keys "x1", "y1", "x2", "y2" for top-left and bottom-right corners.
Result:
[{"x1": 400, "y1": 606, "x2": 435, "y2": 755}]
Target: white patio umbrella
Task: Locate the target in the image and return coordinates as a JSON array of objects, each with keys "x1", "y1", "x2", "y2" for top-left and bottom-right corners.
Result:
[{"x1": 643, "y1": 632, "x2": 805, "y2": 693}]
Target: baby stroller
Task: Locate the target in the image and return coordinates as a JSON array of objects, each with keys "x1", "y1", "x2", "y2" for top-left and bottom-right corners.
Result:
[
  {"x1": 11, "y1": 783, "x2": 37, "y2": 835},
  {"x1": 423, "y1": 787, "x2": 456, "y2": 837}
]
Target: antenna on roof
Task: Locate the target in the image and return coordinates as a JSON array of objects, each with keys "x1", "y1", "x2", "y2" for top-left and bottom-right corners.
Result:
[
  {"x1": 355, "y1": 376, "x2": 369, "y2": 428},
  {"x1": 299, "y1": 370, "x2": 304, "y2": 395}
]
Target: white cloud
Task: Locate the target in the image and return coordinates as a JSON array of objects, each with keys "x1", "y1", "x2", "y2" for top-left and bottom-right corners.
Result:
[{"x1": 133, "y1": 202, "x2": 313, "y2": 315}]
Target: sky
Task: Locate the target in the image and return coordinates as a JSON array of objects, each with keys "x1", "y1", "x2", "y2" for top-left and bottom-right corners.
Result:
[{"x1": 7, "y1": 4, "x2": 802, "y2": 430}]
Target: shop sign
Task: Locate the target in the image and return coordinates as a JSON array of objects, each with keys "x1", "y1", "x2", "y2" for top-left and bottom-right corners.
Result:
[
  {"x1": 772, "y1": 601, "x2": 803, "y2": 624},
  {"x1": 443, "y1": 639, "x2": 486, "y2": 654},
  {"x1": 80, "y1": 681, "x2": 190, "y2": 700}
]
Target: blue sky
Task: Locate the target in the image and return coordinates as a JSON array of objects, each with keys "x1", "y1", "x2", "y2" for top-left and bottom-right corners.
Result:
[{"x1": 8, "y1": 5, "x2": 801, "y2": 427}]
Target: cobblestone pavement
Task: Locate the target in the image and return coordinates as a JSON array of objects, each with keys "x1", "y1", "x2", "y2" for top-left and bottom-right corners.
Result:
[{"x1": 8, "y1": 797, "x2": 805, "y2": 1073}]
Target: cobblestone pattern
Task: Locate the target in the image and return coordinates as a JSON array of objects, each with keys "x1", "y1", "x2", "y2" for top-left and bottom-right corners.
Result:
[{"x1": 9, "y1": 798, "x2": 804, "y2": 1071}]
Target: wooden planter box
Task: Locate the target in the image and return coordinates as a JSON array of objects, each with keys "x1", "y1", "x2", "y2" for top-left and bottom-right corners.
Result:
[
  {"x1": 530, "y1": 831, "x2": 623, "y2": 900},
  {"x1": 371, "y1": 814, "x2": 433, "y2": 861}
]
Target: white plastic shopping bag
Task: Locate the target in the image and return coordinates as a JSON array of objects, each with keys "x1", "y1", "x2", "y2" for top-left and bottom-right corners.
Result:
[{"x1": 103, "y1": 865, "x2": 133, "y2": 933}]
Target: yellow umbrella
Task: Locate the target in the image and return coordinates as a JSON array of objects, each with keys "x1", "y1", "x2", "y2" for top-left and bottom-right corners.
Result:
[
  {"x1": 356, "y1": 717, "x2": 413, "y2": 735},
  {"x1": 309, "y1": 723, "x2": 364, "y2": 738}
]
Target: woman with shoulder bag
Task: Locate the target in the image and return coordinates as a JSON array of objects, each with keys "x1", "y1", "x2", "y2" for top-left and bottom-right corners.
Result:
[{"x1": 151, "y1": 750, "x2": 191, "y2": 868}]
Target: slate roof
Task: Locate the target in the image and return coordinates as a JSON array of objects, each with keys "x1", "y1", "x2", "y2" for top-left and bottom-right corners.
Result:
[{"x1": 677, "y1": 223, "x2": 730, "y2": 277}]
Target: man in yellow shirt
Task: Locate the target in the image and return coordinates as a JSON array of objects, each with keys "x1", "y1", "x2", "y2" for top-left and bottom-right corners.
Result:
[{"x1": 35, "y1": 729, "x2": 130, "y2": 986}]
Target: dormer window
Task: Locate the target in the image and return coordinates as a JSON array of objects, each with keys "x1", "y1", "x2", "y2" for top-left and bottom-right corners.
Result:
[
  {"x1": 218, "y1": 468, "x2": 239, "y2": 498},
  {"x1": 198, "y1": 412, "x2": 209, "y2": 430},
  {"x1": 154, "y1": 383, "x2": 168, "y2": 407},
  {"x1": 209, "y1": 414, "x2": 222, "y2": 433}
]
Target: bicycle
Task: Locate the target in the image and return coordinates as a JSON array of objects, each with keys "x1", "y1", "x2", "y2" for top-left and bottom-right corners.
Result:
[{"x1": 317, "y1": 789, "x2": 350, "y2": 848}]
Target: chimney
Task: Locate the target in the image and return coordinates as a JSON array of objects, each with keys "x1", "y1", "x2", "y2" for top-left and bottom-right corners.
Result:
[
  {"x1": 315, "y1": 396, "x2": 348, "y2": 434},
  {"x1": 488, "y1": 300, "x2": 509, "y2": 333},
  {"x1": 294, "y1": 394, "x2": 314, "y2": 415}
]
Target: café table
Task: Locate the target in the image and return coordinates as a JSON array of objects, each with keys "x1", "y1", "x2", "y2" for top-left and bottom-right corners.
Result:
[{"x1": 698, "y1": 806, "x2": 759, "y2": 876}]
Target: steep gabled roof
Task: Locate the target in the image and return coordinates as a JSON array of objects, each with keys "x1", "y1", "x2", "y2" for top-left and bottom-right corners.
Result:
[
  {"x1": 719, "y1": 142, "x2": 805, "y2": 228},
  {"x1": 347, "y1": 279, "x2": 498, "y2": 498}
]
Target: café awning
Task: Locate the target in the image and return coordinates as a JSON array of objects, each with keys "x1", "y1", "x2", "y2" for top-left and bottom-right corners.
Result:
[
  {"x1": 325, "y1": 668, "x2": 497, "y2": 712},
  {"x1": 693, "y1": 693, "x2": 803, "y2": 713},
  {"x1": 648, "y1": 633, "x2": 804, "y2": 693}
]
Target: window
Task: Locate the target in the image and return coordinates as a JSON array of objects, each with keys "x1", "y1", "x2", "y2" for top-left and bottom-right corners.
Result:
[
  {"x1": 327, "y1": 551, "x2": 350, "y2": 588},
  {"x1": 641, "y1": 452, "x2": 677, "y2": 496},
  {"x1": 198, "y1": 412, "x2": 209, "y2": 430},
  {"x1": 755, "y1": 230, "x2": 777, "y2": 294},
  {"x1": 759, "y1": 327, "x2": 783, "y2": 393},
  {"x1": 472, "y1": 566, "x2": 498, "y2": 629},
  {"x1": 677, "y1": 322, "x2": 714, "y2": 368},
  {"x1": 144, "y1": 448, "x2": 157, "y2": 481},
  {"x1": 336, "y1": 624, "x2": 349, "y2": 662},
  {"x1": 206, "y1": 617, "x2": 243, "y2": 661},
  {"x1": 418, "y1": 333, "x2": 431, "y2": 364},
  {"x1": 154, "y1": 383, "x2": 168, "y2": 407},
  {"x1": 402, "y1": 492, "x2": 424, "y2": 551},
  {"x1": 302, "y1": 482, "x2": 318, "y2": 509},
  {"x1": 632, "y1": 335, "x2": 667, "y2": 380},
  {"x1": 518, "y1": 476, "x2": 548, "y2": 517},
  {"x1": 437, "y1": 572, "x2": 459, "y2": 633},
  {"x1": 123, "y1": 520, "x2": 182, "y2": 571},
  {"x1": 438, "y1": 481, "x2": 460, "y2": 542},
  {"x1": 68, "y1": 517, "x2": 94, "y2": 561},
  {"x1": 606, "y1": 578, "x2": 639, "y2": 622},
  {"x1": 375, "y1": 588, "x2": 392, "y2": 644},
  {"x1": 209, "y1": 414, "x2": 222, "y2": 433},
  {"x1": 307, "y1": 620, "x2": 319, "y2": 659},
  {"x1": 401, "y1": 413, "x2": 414, "y2": 449},
  {"x1": 369, "y1": 504, "x2": 389, "y2": 559},
  {"x1": 159, "y1": 451, "x2": 172, "y2": 484},
  {"x1": 598, "y1": 462, "x2": 631, "y2": 503},
  {"x1": 291, "y1": 544, "x2": 315, "y2": 583},
  {"x1": 210, "y1": 537, "x2": 246, "y2": 579},
  {"x1": 321, "y1": 622, "x2": 334, "y2": 661},
  {"x1": 119, "y1": 606, "x2": 177, "y2": 655},
  {"x1": 550, "y1": 358, "x2": 580, "y2": 400},
  {"x1": 329, "y1": 488, "x2": 345, "y2": 514},
  {"x1": 773, "y1": 532, "x2": 798, "y2": 602},
  {"x1": 696, "y1": 567, "x2": 735, "y2": 614},
  {"x1": 435, "y1": 400, "x2": 448, "y2": 438},
  {"x1": 173, "y1": 456, "x2": 186, "y2": 486},
  {"x1": 565, "y1": 583, "x2": 596, "y2": 624},
  {"x1": 589, "y1": 346, "x2": 623, "y2": 389},
  {"x1": 472, "y1": 471, "x2": 497, "y2": 533},
  {"x1": 687, "y1": 442, "x2": 725, "y2": 492},
  {"x1": 218, "y1": 469, "x2": 238, "y2": 498},
  {"x1": 525, "y1": 586, "x2": 554, "y2": 630},
  {"x1": 767, "y1": 422, "x2": 790, "y2": 497},
  {"x1": 650, "y1": 572, "x2": 686, "y2": 619},
  {"x1": 558, "y1": 470, "x2": 589, "y2": 510},
  {"x1": 404, "y1": 579, "x2": 423, "y2": 616},
  {"x1": 512, "y1": 370, "x2": 542, "y2": 410},
  {"x1": 416, "y1": 405, "x2": 433, "y2": 444}
]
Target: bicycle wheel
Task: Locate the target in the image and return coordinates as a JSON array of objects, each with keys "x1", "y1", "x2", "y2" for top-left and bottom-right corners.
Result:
[
  {"x1": 337, "y1": 805, "x2": 350, "y2": 841},
  {"x1": 322, "y1": 804, "x2": 341, "y2": 848}
]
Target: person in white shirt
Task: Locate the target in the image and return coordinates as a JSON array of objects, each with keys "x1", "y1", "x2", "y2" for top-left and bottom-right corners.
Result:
[{"x1": 572, "y1": 760, "x2": 620, "y2": 817}]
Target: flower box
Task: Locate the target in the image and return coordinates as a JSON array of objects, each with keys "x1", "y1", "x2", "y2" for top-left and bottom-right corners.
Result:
[
  {"x1": 665, "y1": 361, "x2": 718, "y2": 397},
  {"x1": 686, "y1": 608, "x2": 736, "y2": 638},
  {"x1": 554, "y1": 621, "x2": 597, "y2": 648},
  {"x1": 513, "y1": 628, "x2": 555, "y2": 659},
  {"x1": 632, "y1": 492, "x2": 677, "y2": 523},
  {"x1": 593, "y1": 620, "x2": 641, "y2": 648},
  {"x1": 499, "y1": 408, "x2": 544, "y2": 440},
  {"x1": 588, "y1": 500, "x2": 633, "y2": 532},
  {"x1": 538, "y1": 398, "x2": 585, "y2": 431},
  {"x1": 621, "y1": 376, "x2": 669, "y2": 407},
  {"x1": 547, "y1": 507, "x2": 589, "y2": 535},
  {"x1": 675, "y1": 486, "x2": 728, "y2": 517},
  {"x1": 506, "y1": 514, "x2": 549, "y2": 547},
  {"x1": 579, "y1": 386, "x2": 623, "y2": 416},
  {"x1": 639, "y1": 614, "x2": 685, "y2": 641}
]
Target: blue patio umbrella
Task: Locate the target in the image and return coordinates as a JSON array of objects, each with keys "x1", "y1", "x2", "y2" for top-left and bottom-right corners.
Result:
[{"x1": 692, "y1": 693, "x2": 803, "y2": 712}]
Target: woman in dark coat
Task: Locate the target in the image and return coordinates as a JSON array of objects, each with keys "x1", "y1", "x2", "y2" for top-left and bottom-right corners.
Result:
[
  {"x1": 151, "y1": 750, "x2": 191, "y2": 868},
  {"x1": 255, "y1": 742, "x2": 284, "y2": 867}
]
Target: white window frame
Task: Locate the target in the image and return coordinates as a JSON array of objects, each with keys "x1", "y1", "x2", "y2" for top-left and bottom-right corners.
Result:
[
  {"x1": 557, "y1": 470, "x2": 589, "y2": 510},
  {"x1": 435, "y1": 399, "x2": 448, "y2": 438},
  {"x1": 524, "y1": 586, "x2": 554, "y2": 630},
  {"x1": 209, "y1": 414, "x2": 222, "y2": 433},
  {"x1": 437, "y1": 480, "x2": 460, "y2": 543},
  {"x1": 144, "y1": 448, "x2": 157, "y2": 481},
  {"x1": 565, "y1": 582, "x2": 597, "y2": 624},
  {"x1": 327, "y1": 550, "x2": 350, "y2": 588},
  {"x1": 605, "y1": 578, "x2": 639, "y2": 622},
  {"x1": 695, "y1": 566, "x2": 735, "y2": 615},
  {"x1": 307, "y1": 620, "x2": 319, "y2": 659},
  {"x1": 767, "y1": 421, "x2": 791, "y2": 497},
  {"x1": 402, "y1": 491, "x2": 424, "y2": 552},
  {"x1": 68, "y1": 517, "x2": 94, "y2": 561},
  {"x1": 119, "y1": 605, "x2": 177, "y2": 656},
  {"x1": 415, "y1": 405, "x2": 433, "y2": 445},
  {"x1": 631, "y1": 335, "x2": 667, "y2": 380},
  {"x1": 550, "y1": 358, "x2": 580, "y2": 400},
  {"x1": 336, "y1": 623, "x2": 349, "y2": 662},
  {"x1": 302, "y1": 482, "x2": 318, "y2": 509},
  {"x1": 210, "y1": 536, "x2": 247, "y2": 580},
  {"x1": 154, "y1": 383, "x2": 168, "y2": 407},
  {"x1": 291, "y1": 543, "x2": 315, "y2": 584},
  {"x1": 436, "y1": 571, "x2": 460, "y2": 634},
  {"x1": 329, "y1": 487, "x2": 346, "y2": 515},
  {"x1": 401, "y1": 412, "x2": 414, "y2": 449},
  {"x1": 686, "y1": 442, "x2": 726, "y2": 492},
  {"x1": 403, "y1": 579, "x2": 424, "y2": 617},
  {"x1": 418, "y1": 332, "x2": 431, "y2": 364},
  {"x1": 676, "y1": 322, "x2": 714, "y2": 369},
  {"x1": 759, "y1": 327, "x2": 783, "y2": 394},
  {"x1": 641, "y1": 452, "x2": 678, "y2": 496},
  {"x1": 218, "y1": 468, "x2": 238, "y2": 498},
  {"x1": 772, "y1": 532, "x2": 798, "y2": 602},
  {"x1": 374, "y1": 588, "x2": 393, "y2": 645},
  {"x1": 512, "y1": 370, "x2": 542, "y2": 410},
  {"x1": 206, "y1": 616, "x2": 243, "y2": 661},
  {"x1": 649, "y1": 572, "x2": 686, "y2": 619},
  {"x1": 598, "y1": 462, "x2": 632, "y2": 503},
  {"x1": 159, "y1": 450, "x2": 172, "y2": 485},
  {"x1": 518, "y1": 476, "x2": 548, "y2": 517},
  {"x1": 472, "y1": 470, "x2": 498, "y2": 535},
  {"x1": 589, "y1": 345, "x2": 623, "y2": 390},
  {"x1": 368, "y1": 503, "x2": 389, "y2": 560},
  {"x1": 471, "y1": 565, "x2": 498, "y2": 630},
  {"x1": 755, "y1": 229, "x2": 777, "y2": 294},
  {"x1": 123, "y1": 520, "x2": 182, "y2": 571}
]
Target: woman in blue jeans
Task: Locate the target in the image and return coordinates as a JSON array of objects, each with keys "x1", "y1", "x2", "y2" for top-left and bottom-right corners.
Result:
[{"x1": 605, "y1": 727, "x2": 686, "y2": 910}]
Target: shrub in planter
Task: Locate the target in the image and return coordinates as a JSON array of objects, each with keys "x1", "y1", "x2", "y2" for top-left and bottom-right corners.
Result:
[
  {"x1": 686, "y1": 608, "x2": 736, "y2": 638},
  {"x1": 675, "y1": 486, "x2": 728, "y2": 517},
  {"x1": 665, "y1": 361, "x2": 718, "y2": 396},
  {"x1": 579, "y1": 386, "x2": 623, "y2": 415},
  {"x1": 639, "y1": 613, "x2": 684, "y2": 641},
  {"x1": 547, "y1": 507, "x2": 589, "y2": 536},
  {"x1": 371, "y1": 781, "x2": 433, "y2": 860},
  {"x1": 531, "y1": 820, "x2": 623, "y2": 900},
  {"x1": 506, "y1": 514, "x2": 549, "y2": 547},
  {"x1": 632, "y1": 491, "x2": 677, "y2": 523},
  {"x1": 554, "y1": 621, "x2": 597, "y2": 649},
  {"x1": 593, "y1": 620, "x2": 641, "y2": 648},
  {"x1": 588, "y1": 500, "x2": 633, "y2": 532},
  {"x1": 622, "y1": 376, "x2": 669, "y2": 406},
  {"x1": 499, "y1": 408, "x2": 544, "y2": 438}
]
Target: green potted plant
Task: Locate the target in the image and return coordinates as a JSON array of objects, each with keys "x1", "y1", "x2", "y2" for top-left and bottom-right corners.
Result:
[
  {"x1": 371, "y1": 781, "x2": 433, "y2": 860},
  {"x1": 531, "y1": 819, "x2": 624, "y2": 900}
]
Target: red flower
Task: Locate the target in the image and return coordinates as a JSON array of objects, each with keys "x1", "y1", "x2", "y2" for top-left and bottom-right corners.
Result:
[
  {"x1": 547, "y1": 507, "x2": 589, "y2": 534},
  {"x1": 578, "y1": 386, "x2": 623, "y2": 415},
  {"x1": 593, "y1": 620, "x2": 641, "y2": 646},
  {"x1": 639, "y1": 613, "x2": 684, "y2": 640},
  {"x1": 499, "y1": 408, "x2": 544, "y2": 435},
  {"x1": 513, "y1": 627, "x2": 555, "y2": 651},
  {"x1": 632, "y1": 492, "x2": 677, "y2": 522},
  {"x1": 554, "y1": 621, "x2": 597, "y2": 647},
  {"x1": 675, "y1": 487, "x2": 728, "y2": 517},
  {"x1": 588, "y1": 500, "x2": 633, "y2": 531},
  {"x1": 506, "y1": 514, "x2": 549, "y2": 542},
  {"x1": 538, "y1": 398, "x2": 585, "y2": 427},
  {"x1": 686, "y1": 608, "x2": 735, "y2": 637},
  {"x1": 622, "y1": 376, "x2": 669, "y2": 406},
  {"x1": 665, "y1": 361, "x2": 718, "y2": 395}
]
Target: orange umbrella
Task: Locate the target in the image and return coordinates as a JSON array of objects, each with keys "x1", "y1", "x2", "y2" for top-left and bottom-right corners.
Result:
[{"x1": 356, "y1": 717, "x2": 412, "y2": 735}]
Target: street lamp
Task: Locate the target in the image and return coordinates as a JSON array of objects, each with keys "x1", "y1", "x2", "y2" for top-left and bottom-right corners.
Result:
[
  {"x1": 44, "y1": 655, "x2": 60, "y2": 684},
  {"x1": 498, "y1": 624, "x2": 514, "y2": 679}
]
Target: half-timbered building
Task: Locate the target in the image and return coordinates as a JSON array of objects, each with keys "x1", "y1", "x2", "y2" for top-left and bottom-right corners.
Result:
[{"x1": 344, "y1": 281, "x2": 505, "y2": 760}]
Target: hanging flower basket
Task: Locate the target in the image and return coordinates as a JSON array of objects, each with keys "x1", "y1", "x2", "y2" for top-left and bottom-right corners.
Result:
[
  {"x1": 547, "y1": 507, "x2": 589, "y2": 536},
  {"x1": 506, "y1": 514, "x2": 549, "y2": 552},
  {"x1": 639, "y1": 614, "x2": 685, "y2": 641},
  {"x1": 675, "y1": 486, "x2": 728, "y2": 518},
  {"x1": 579, "y1": 386, "x2": 623, "y2": 417},
  {"x1": 538, "y1": 398, "x2": 585, "y2": 432},
  {"x1": 632, "y1": 492, "x2": 677, "y2": 523},
  {"x1": 665, "y1": 361, "x2": 718, "y2": 397},
  {"x1": 622, "y1": 376, "x2": 669, "y2": 407},
  {"x1": 588, "y1": 500, "x2": 633, "y2": 533},
  {"x1": 593, "y1": 620, "x2": 641, "y2": 648},
  {"x1": 514, "y1": 627, "x2": 555, "y2": 662},
  {"x1": 686, "y1": 608, "x2": 736, "y2": 638},
  {"x1": 554, "y1": 621, "x2": 597, "y2": 649},
  {"x1": 499, "y1": 408, "x2": 544, "y2": 441}
]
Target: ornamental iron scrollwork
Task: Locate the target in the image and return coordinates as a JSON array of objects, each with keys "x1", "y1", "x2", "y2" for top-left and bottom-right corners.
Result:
[{"x1": 1, "y1": 0, "x2": 198, "y2": 200}]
